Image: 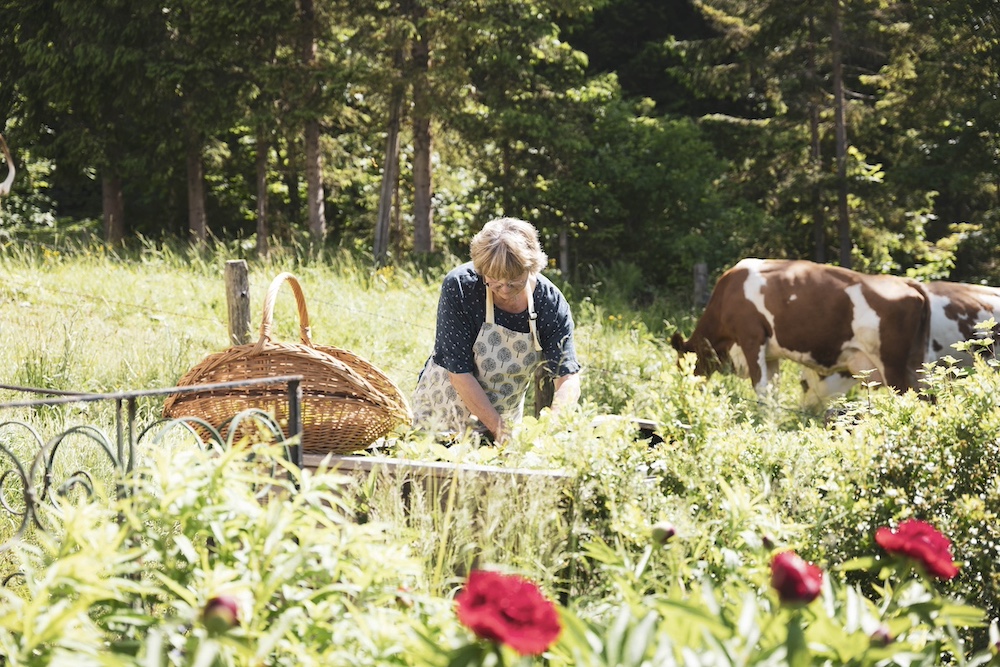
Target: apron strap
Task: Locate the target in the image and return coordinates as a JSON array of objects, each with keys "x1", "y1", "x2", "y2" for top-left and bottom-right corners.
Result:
[
  {"x1": 526, "y1": 277, "x2": 542, "y2": 352},
  {"x1": 484, "y1": 277, "x2": 542, "y2": 352}
]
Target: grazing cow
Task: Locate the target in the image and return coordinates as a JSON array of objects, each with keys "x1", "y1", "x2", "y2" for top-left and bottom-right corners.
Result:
[
  {"x1": 670, "y1": 258, "x2": 931, "y2": 405},
  {"x1": 924, "y1": 281, "x2": 1000, "y2": 364}
]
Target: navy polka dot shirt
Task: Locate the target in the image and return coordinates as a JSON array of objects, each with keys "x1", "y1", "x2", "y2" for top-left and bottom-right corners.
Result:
[{"x1": 432, "y1": 262, "x2": 581, "y2": 377}]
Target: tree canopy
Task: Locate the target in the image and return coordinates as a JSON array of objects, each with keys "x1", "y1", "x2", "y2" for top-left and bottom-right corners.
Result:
[{"x1": 1, "y1": 0, "x2": 998, "y2": 290}]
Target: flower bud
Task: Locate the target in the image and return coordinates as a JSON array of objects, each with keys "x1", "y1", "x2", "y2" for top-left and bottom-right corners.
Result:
[
  {"x1": 770, "y1": 551, "x2": 823, "y2": 607},
  {"x1": 651, "y1": 521, "x2": 676, "y2": 546},
  {"x1": 870, "y1": 624, "x2": 893, "y2": 646},
  {"x1": 395, "y1": 586, "x2": 414, "y2": 609},
  {"x1": 202, "y1": 595, "x2": 240, "y2": 634}
]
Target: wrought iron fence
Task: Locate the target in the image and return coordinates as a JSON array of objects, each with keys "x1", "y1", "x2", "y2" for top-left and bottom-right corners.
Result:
[{"x1": 0, "y1": 376, "x2": 303, "y2": 554}]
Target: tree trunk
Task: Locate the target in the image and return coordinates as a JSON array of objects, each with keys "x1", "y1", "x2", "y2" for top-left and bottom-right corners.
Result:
[
  {"x1": 832, "y1": 0, "x2": 851, "y2": 269},
  {"x1": 810, "y1": 104, "x2": 826, "y2": 264},
  {"x1": 305, "y1": 119, "x2": 326, "y2": 243},
  {"x1": 559, "y1": 227, "x2": 569, "y2": 274},
  {"x1": 256, "y1": 126, "x2": 270, "y2": 258},
  {"x1": 0, "y1": 133, "x2": 15, "y2": 197},
  {"x1": 101, "y1": 174, "x2": 125, "y2": 245},
  {"x1": 392, "y1": 171, "x2": 403, "y2": 257},
  {"x1": 412, "y1": 29, "x2": 433, "y2": 254},
  {"x1": 186, "y1": 136, "x2": 207, "y2": 245},
  {"x1": 808, "y1": 14, "x2": 826, "y2": 265},
  {"x1": 300, "y1": 0, "x2": 325, "y2": 244},
  {"x1": 374, "y1": 50, "x2": 406, "y2": 266}
]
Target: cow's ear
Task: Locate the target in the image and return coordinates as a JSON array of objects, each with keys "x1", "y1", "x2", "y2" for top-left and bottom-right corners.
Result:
[{"x1": 670, "y1": 332, "x2": 687, "y2": 352}]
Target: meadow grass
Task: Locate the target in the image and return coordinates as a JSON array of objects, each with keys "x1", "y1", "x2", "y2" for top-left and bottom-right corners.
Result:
[{"x1": 4, "y1": 239, "x2": 1000, "y2": 661}]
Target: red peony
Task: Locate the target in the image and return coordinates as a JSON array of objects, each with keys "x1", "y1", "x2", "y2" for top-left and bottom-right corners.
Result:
[
  {"x1": 455, "y1": 570, "x2": 561, "y2": 656},
  {"x1": 770, "y1": 550, "x2": 823, "y2": 607},
  {"x1": 875, "y1": 519, "x2": 959, "y2": 580}
]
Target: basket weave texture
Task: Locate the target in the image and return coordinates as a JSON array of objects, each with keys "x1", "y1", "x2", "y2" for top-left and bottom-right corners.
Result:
[{"x1": 163, "y1": 272, "x2": 412, "y2": 454}]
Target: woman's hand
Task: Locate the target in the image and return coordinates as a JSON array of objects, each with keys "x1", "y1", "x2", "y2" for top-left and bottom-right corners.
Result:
[
  {"x1": 448, "y1": 371, "x2": 506, "y2": 442},
  {"x1": 550, "y1": 373, "x2": 581, "y2": 413}
]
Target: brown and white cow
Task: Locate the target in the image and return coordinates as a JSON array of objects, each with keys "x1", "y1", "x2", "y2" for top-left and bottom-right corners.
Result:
[
  {"x1": 924, "y1": 281, "x2": 1000, "y2": 364},
  {"x1": 670, "y1": 258, "x2": 931, "y2": 405}
]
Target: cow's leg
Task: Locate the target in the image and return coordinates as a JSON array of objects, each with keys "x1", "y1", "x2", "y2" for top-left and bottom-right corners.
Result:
[
  {"x1": 843, "y1": 351, "x2": 887, "y2": 388},
  {"x1": 800, "y1": 369, "x2": 857, "y2": 407},
  {"x1": 730, "y1": 333, "x2": 774, "y2": 395},
  {"x1": 761, "y1": 358, "x2": 780, "y2": 394}
]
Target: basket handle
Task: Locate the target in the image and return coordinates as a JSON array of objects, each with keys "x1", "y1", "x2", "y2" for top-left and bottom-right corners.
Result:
[{"x1": 252, "y1": 272, "x2": 313, "y2": 353}]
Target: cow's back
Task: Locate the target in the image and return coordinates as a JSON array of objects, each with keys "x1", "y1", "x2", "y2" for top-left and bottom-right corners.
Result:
[{"x1": 748, "y1": 260, "x2": 929, "y2": 385}]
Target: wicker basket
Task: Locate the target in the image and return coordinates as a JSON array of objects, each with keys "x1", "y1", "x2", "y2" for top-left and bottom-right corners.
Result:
[{"x1": 163, "y1": 272, "x2": 412, "y2": 454}]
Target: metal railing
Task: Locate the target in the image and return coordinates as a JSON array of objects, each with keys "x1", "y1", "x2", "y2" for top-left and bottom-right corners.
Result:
[{"x1": 0, "y1": 376, "x2": 303, "y2": 554}]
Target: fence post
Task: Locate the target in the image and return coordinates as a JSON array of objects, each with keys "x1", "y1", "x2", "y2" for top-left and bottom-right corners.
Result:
[
  {"x1": 225, "y1": 260, "x2": 252, "y2": 345},
  {"x1": 287, "y1": 379, "x2": 303, "y2": 471},
  {"x1": 693, "y1": 262, "x2": 709, "y2": 308}
]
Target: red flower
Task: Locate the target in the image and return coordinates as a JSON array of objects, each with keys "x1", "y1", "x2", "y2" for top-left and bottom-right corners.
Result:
[
  {"x1": 770, "y1": 551, "x2": 823, "y2": 607},
  {"x1": 875, "y1": 519, "x2": 959, "y2": 580},
  {"x1": 455, "y1": 570, "x2": 561, "y2": 656},
  {"x1": 202, "y1": 595, "x2": 240, "y2": 634}
]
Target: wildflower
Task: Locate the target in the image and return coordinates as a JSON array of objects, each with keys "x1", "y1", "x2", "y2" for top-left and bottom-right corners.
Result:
[
  {"x1": 875, "y1": 519, "x2": 959, "y2": 580},
  {"x1": 651, "y1": 521, "x2": 676, "y2": 546},
  {"x1": 770, "y1": 551, "x2": 823, "y2": 607},
  {"x1": 202, "y1": 595, "x2": 240, "y2": 634},
  {"x1": 455, "y1": 570, "x2": 561, "y2": 656}
]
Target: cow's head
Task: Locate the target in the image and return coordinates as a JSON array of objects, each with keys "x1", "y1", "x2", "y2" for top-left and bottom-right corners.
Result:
[
  {"x1": 0, "y1": 134, "x2": 14, "y2": 197},
  {"x1": 670, "y1": 331, "x2": 723, "y2": 377}
]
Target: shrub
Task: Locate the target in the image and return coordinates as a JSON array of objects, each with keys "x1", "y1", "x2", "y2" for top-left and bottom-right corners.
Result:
[{"x1": 0, "y1": 441, "x2": 438, "y2": 665}]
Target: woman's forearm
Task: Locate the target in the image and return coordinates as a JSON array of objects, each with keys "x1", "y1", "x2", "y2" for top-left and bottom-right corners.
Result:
[{"x1": 447, "y1": 372, "x2": 505, "y2": 438}]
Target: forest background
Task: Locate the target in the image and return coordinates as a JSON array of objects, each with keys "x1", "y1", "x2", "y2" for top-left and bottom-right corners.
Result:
[{"x1": 1, "y1": 0, "x2": 999, "y2": 297}]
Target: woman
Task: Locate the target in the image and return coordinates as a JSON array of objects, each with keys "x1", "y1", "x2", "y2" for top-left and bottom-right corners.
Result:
[{"x1": 412, "y1": 217, "x2": 581, "y2": 442}]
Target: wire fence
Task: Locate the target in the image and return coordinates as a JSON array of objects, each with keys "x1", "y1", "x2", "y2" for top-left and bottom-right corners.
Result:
[{"x1": 0, "y1": 376, "x2": 304, "y2": 555}]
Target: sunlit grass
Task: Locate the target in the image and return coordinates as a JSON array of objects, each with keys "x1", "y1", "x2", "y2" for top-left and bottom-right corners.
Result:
[{"x1": 6, "y1": 238, "x2": 1000, "y2": 655}]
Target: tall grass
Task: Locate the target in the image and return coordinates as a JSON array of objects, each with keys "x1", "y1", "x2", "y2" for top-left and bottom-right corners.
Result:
[{"x1": 4, "y1": 239, "x2": 1000, "y2": 661}]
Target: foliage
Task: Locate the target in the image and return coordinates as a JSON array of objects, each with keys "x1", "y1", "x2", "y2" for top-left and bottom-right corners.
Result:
[
  {"x1": 4, "y1": 0, "x2": 997, "y2": 288},
  {"x1": 819, "y1": 360, "x2": 1000, "y2": 629},
  {"x1": 0, "y1": 439, "x2": 444, "y2": 665},
  {"x1": 4, "y1": 250, "x2": 1000, "y2": 663}
]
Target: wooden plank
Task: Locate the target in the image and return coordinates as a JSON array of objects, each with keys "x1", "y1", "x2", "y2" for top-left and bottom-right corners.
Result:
[{"x1": 302, "y1": 453, "x2": 571, "y2": 483}]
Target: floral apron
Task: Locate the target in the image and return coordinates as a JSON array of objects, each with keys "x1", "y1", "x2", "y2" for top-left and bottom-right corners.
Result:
[{"x1": 412, "y1": 281, "x2": 543, "y2": 435}]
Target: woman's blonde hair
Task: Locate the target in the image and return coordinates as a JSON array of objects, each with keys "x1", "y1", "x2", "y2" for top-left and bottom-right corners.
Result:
[{"x1": 470, "y1": 217, "x2": 548, "y2": 279}]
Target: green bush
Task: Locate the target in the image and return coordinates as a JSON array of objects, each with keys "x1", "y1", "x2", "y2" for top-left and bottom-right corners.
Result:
[
  {"x1": 818, "y1": 361, "x2": 1000, "y2": 625},
  {"x1": 4, "y1": 245, "x2": 1000, "y2": 664},
  {"x1": 0, "y1": 441, "x2": 441, "y2": 665}
]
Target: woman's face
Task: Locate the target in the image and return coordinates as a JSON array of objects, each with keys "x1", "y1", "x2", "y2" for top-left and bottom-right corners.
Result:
[{"x1": 484, "y1": 273, "x2": 528, "y2": 296}]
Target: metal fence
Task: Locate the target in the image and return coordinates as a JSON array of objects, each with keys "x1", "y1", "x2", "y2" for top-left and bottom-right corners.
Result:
[{"x1": 0, "y1": 376, "x2": 303, "y2": 554}]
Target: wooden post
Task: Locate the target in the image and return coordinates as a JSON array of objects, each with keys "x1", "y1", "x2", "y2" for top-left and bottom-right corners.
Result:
[
  {"x1": 693, "y1": 262, "x2": 709, "y2": 308},
  {"x1": 225, "y1": 260, "x2": 252, "y2": 345},
  {"x1": 533, "y1": 366, "x2": 554, "y2": 417}
]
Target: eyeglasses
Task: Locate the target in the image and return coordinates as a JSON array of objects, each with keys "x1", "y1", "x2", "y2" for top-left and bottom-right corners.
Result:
[{"x1": 484, "y1": 276, "x2": 528, "y2": 291}]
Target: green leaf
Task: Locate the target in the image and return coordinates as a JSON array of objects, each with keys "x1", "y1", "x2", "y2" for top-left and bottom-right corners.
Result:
[
  {"x1": 786, "y1": 613, "x2": 809, "y2": 667},
  {"x1": 446, "y1": 642, "x2": 491, "y2": 667},
  {"x1": 604, "y1": 604, "x2": 632, "y2": 665},
  {"x1": 837, "y1": 556, "x2": 878, "y2": 573},
  {"x1": 623, "y1": 610, "x2": 659, "y2": 666}
]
